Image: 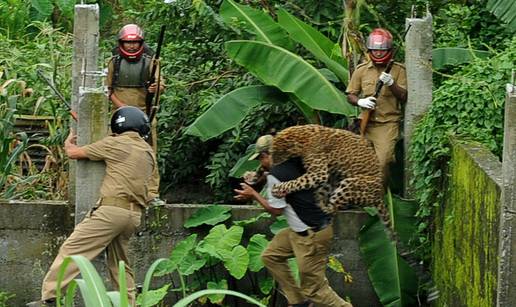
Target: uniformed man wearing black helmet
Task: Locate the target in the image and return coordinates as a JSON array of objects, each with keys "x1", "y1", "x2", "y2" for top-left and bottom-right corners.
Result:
[
  {"x1": 106, "y1": 24, "x2": 165, "y2": 207},
  {"x1": 29, "y1": 106, "x2": 155, "y2": 306}
]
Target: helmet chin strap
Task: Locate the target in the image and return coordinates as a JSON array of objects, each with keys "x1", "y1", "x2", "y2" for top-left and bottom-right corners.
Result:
[
  {"x1": 118, "y1": 45, "x2": 144, "y2": 61},
  {"x1": 370, "y1": 49, "x2": 393, "y2": 65}
]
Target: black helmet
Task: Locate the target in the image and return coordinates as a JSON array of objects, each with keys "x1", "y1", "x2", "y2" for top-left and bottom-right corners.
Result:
[{"x1": 111, "y1": 106, "x2": 150, "y2": 138}]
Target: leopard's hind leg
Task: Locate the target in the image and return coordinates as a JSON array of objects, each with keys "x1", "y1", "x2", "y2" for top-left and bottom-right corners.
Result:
[{"x1": 328, "y1": 175, "x2": 384, "y2": 211}]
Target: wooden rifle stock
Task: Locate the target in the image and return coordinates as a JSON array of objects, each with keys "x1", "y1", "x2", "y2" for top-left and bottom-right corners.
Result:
[{"x1": 359, "y1": 60, "x2": 394, "y2": 137}]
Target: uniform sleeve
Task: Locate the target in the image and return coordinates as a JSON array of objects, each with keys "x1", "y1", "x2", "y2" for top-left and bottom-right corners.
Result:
[
  {"x1": 82, "y1": 136, "x2": 116, "y2": 161},
  {"x1": 105, "y1": 59, "x2": 114, "y2": 88},
  {"x1": 266, "y1": 175, "x2": 287, "y2": 209},
  {"x1": 395, "y1": 64, "x2": 407, "y2": 90},
  {"x1": 346, "y1": 67, "x2": 363, "y2": 95}
]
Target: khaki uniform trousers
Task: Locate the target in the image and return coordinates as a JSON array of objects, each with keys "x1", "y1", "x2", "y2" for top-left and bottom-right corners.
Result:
[
  {"x1": 261, "y1": 225, "x2": 352, "y2": 307},
  {"x1": 365, "y1": 121, "x2": 400, "y2": 183},
  {"x1": 41, "y1": 205, "x2": 142, "y2": 304}
]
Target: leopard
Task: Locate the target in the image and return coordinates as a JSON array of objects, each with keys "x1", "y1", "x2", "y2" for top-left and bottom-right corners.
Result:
[
  {"x1": 270, "y1": 124, "x2": 384, "y2": 216},
  {"x1": 269, "y1": 124, "x2": 437, "y2": 299}
]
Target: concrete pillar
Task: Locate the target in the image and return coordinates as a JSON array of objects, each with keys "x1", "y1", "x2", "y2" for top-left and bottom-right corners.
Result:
[
  {"x1": 71, "y1": 5, "x2": 107, "y2": 224},
  {"x1": 403, "y1": 12, "x2": 433, "y2": 197},
  {"x1": 75, "y1": 91, "x2": 109, "y2": 223},
  {"x1": 496, "y1": 81, "x2": 516, "y2": 306}
]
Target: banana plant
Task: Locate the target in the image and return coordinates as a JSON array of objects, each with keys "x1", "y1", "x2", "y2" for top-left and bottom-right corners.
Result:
[
  {"x1": 358, "y1": 193, "x2": 421, "y2": 307},
  {"x1": 186, "y1": 0, "x2": 355, "y2": 142}
]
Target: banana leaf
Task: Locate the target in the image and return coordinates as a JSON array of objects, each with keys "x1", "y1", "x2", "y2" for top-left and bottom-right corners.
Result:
[
  {"x1": 220, "y1": 0, "x2": 294, "y2": 49},
  {"x1": 487, "y1": 0, "x2": 516, "y2": 32},
  {"x1": 185, "y1": 85, "x2": 286, "y2": 141},
  {"x1": 225, "y1": 40, "x2": 353, "y2": 116},
  {"x1": 358, "y1": 195, "x2": 420, "y2": 307},
  {"x1": 432, "y1": 48, "x2": 490, "y2": 69},
  {"x1": 277, "y1": 8, "x2": 349, "y2": 83}
]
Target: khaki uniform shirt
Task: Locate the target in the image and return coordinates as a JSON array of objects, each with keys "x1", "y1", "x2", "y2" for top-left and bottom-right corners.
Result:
[
  {"x1": 105, "y1": 57, "x2": 162, "y2": 112},
  {"x1": 346, "y1": 61, "x2": 407, "y2": 123},
  {"x1": 83, "y1": 131, "x2": 155, "y2": 207}
]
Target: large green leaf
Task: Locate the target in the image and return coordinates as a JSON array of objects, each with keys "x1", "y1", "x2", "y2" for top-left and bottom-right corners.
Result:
[
  {"x1": 206, "y1": 280, "x2": 228, "y2": 304},
  {"x1": 178, "y1": 255, "x2": 207, "y2": 275},
  {"x1": 167, "y1": 234, "x2": 199, "y2": 272},
  {"x1": 55, "y1": 0, "x2": 74, "y2": 17},
  {"x1": 220, "y1": 0, "x2": 293, "y2": 49},
  {"x1": 247, "y1": 234, "x2": 269, "y2": 272},
  {"x1": 185, "y1": 86, "x2": 285, "y2": 141},
  {"x1": 277, "y1": 8, "x2": 348, "y2": 83},
  {"x1": 233, "y1": 212, "x2": 271, "y2": 227},
  {"x1": 487, "y1": 0, "x2": 516, "y2": 32},
  {"x1": 31, "y1": 0, "x2": 53, "y2": 17},
  {"x1": 228, "y1": 147, "x2": 261, "y2": 178},
  {"x1": 359, "y1": 216, "x2": 418, "y2": 307},
  {"x1": 432, "y1": 48, "x2": 491, "y2": 69},
  {"x1": 269, "y1": 216, "x2": 288, "y2": 234},
  {"x1": 219, "y1": 245, "x2": 249, "y2": 279},
  {"x1": 136, "y1": 284, "x2": 170, "y2": 307},
  {"x1": 225, "y1": 40, "x2": 353, "y2": 116},
  {"x1": 184, "y1": 205, "x2": 232, "y2": 228},
  {"x1": 205, "y1": 224, "x2": 244, "y2": 251}
]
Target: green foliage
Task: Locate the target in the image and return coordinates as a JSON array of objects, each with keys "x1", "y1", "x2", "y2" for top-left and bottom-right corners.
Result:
[
  {"x1": 409, "y1": 36, "x2": 516, "y2": 258},
  {"x1": 0, "y1": 102, "x2": 29, "y2": 195},
  {"x1": 183, "y1": 205, "x2": 232, "y2": 227},
  {"x1": 358, "y1": 194, "x2": 420, "y2": 307},
  {"x1": 151, "y1": 205, "x2": 352, "y2": 304},
  {"x1": 0, "y1": 291, "x2": 15, "y2": 307},
  {"x1": 433, "y1": 1, "x2": 513, "y2": 50}
]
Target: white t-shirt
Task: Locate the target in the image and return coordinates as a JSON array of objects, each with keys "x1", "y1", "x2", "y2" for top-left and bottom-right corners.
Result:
[{"x1": 266, "y1": 174, "x2": 309, "y2": 232}]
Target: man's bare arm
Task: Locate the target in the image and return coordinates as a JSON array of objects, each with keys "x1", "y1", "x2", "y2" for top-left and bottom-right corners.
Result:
[
  {"x1": 64, "y1": 131, "x2": 88, "y2": 160},
  {"x1": 234, "y1": 183, "x2": 283, "y2": 216}
]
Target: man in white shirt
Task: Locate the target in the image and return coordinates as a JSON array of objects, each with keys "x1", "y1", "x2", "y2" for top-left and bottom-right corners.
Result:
[{"x1": 234, "y1": 135, "x2": 352, "y2": 307}]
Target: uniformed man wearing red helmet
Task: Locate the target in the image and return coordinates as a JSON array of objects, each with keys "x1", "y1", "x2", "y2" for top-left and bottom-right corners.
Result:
[
  {"x1": 106, "y1": 24, "x2": 165, "y2": 206},
  {"x1": 346, "y1": 28, "x2": 407, "y2": 184}
]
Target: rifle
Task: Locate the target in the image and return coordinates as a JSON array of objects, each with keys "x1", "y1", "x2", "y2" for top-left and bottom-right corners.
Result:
[
  {"x1": 37, "y1": 69, "x2": 78, "y2": 121},
  {"x1": 359, "y1": 25, "x2": 411, "y2": 137},
  {"x1": 145, "y1": 25, "x2": 166, "y2": 123}
]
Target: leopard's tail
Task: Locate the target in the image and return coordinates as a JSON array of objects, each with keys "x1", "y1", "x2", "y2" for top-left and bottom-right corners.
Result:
[{"x1": 376, "y1": 200, "x2": 439, "y2": 302}]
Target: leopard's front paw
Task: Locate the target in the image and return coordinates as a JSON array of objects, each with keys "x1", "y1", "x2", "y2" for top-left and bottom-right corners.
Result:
[{"x1": 271, "y1": 183, "x2": 288, "y2": 198}]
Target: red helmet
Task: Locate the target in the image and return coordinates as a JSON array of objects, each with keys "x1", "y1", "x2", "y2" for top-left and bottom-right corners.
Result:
[
  {"x1": 366, "y1": 28, "x2": 393, "y2": 65},
  {"x1": 118, "y1": 24, "x2": 144, "y2": 61}
]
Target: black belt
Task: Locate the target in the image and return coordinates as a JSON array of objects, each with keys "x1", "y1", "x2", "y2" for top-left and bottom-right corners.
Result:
[{"x1": 296, "y1": 221, "x2": 331, "y2": 237}]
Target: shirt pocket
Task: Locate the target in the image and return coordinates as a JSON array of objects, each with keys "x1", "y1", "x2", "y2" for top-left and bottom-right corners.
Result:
[{"x1": 361, "y1": 79, "x2": 376, "y2": 97}]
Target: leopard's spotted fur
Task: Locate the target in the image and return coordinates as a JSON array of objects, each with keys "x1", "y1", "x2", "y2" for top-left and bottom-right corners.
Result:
[{"x1": 270, "y1": 124, "x2": 384, "y2": 216}]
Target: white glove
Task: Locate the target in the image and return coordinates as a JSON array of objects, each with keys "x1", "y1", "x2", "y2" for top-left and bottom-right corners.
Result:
[
  {"x1": 379, "y1": 72, "x2": 394, "y2": 86},
  {"x1": 357, "y1": 97, "x2": 376, "y2": 109}
]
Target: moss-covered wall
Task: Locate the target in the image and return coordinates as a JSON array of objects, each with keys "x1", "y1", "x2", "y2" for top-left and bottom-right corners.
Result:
[{"x1": 433, "y1": 141, "x2": 502, "y2": 307}]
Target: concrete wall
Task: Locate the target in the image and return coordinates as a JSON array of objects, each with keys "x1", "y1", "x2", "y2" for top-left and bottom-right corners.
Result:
[
  {"x1": 433, "y1": 141, "x2": 502, "y2": 307},
  {"x1": 0, "y1": 203, "x2": 381, "y2": 307}
]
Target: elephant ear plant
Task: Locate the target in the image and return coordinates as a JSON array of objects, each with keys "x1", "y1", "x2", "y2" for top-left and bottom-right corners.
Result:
[{"x1": 152, "y1": 205, "x2": 274, "y2": 305}]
